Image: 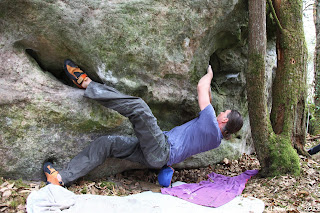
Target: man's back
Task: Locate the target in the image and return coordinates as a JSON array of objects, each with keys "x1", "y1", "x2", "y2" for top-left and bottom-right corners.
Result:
[{"x1": 164, "y1": 104, "x2": 223, "y2": 165}]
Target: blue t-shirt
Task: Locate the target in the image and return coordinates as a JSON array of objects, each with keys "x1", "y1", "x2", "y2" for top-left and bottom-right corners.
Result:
[{"x1": 164, "y1": 104, "x2": 223, "y2": 165}]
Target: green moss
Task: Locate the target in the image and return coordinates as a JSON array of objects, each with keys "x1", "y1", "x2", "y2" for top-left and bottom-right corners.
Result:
[
  {"x1": 312, "y1": 115, "x2": 320, "y2": 135},
  {"x1": 267, "y1": 134, "x2": 300, "y2": 176},
  {"x1": 100, "y1": 181, "x2": 115, "y2": 190},
  {"x1": 81, "y1": 186, "x2": 88, "y2": 194},
  {"x1": 10, "y1": 200, "x2": 18, "y2": 209},
  {"x1": 94, "y1": 1, "x2": 199, "y2": 79},
  {"x1": 120, "y1": 4, "x2": 142, "y2": 15},
  {"x1": 9, "y1": 194, "x2": 26, "y2": 209},
  {"x1": 0, "y1": 96, "x2": 128, "y2": 156},
  {"x1": 8, "y1": 178, "x2": 30, "y2": 188},
  {"x1": 248, "y1": 53, "x2": 265, "y2": 76}
]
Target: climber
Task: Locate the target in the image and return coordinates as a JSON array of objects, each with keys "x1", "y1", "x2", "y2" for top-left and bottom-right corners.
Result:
[{"x1": 43, "y1": 59, "x2": 243, "y2": 187}]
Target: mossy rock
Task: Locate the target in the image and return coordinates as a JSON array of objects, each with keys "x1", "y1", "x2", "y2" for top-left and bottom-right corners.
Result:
[{"x1": 0, "y1": 0, "x2": 264, "y2": 181}]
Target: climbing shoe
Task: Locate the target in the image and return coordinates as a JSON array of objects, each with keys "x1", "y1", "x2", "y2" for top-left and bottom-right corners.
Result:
[
  {"x1": 64, "y1": 59, "x2": 88, "y2": 89},
  {"x1": 43, "y1": 162, "x2": 64, "y2": 186}
]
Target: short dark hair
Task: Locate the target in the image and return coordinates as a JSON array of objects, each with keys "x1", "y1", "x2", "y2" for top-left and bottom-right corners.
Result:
[{"x1": 222, "y1": 110, "x2": 243, "y2": 140}]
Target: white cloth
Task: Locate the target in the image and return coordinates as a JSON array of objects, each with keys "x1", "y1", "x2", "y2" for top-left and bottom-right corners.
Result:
[{"x1": 27, "y1": 182, "x2": 264, "y2": 213}]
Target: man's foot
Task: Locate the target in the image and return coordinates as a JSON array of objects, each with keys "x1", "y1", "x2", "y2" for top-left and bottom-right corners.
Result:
[
  {"x1": 43, "y1": 162, "x2": 64, "y2": 186},
  {"x1": 64, "y1": 59, "x2": 91, "y2": 89}
]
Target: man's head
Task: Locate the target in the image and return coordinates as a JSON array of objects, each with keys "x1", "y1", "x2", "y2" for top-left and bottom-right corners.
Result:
[{"x1": 217, "y1": 110, "x2": 243, "y2": 140}]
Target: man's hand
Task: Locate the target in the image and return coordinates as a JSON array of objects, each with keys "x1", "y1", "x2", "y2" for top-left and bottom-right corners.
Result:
[{"x1": 197, "y1": 65, "x2": 213, "y2": 110}]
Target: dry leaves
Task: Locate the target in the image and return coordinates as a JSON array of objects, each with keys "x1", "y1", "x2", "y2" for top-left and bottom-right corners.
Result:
[
  {"x1": 241, "y1": 136, "x2": 320, "y2": 213},
  {"x1": 0, "y1": 179, "x2": 41, "y2": 213},
  {"x1": 1, "y1": 136, "x2": 319, "y2": 213}
]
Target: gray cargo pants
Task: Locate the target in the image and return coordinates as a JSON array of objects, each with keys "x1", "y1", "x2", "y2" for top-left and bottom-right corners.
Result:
[{"x1": 59, "y1": 82, "x2": 170, "y2": 185}]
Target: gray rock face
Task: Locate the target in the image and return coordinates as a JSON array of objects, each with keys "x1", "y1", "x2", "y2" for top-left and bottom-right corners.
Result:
[{"x1": 0, "y1": 0, "x2": 267, "y2": 181}]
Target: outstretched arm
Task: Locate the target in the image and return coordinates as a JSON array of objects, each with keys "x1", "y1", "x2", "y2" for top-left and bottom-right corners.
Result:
[{"x1": 197, "y1": 65, "x2": 213, "y2": 111}]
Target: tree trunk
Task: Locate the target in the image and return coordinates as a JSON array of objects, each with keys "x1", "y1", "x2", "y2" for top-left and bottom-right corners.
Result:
[
  {"x1": 247, "y1": 0, "x2": 303, "y2": 176},
  {"x1": 314, "y1": 0, "x2": 320, "y2": 135},
  {"x1": 247, "y1": 0, "x2": 269, "y2": 175},
  {"x1": 271, "y1": 0, "x2": 308, "y2": 155}
]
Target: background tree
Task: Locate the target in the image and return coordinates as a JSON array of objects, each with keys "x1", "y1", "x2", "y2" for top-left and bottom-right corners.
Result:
[
  {"x1": 270, "y1": 0, "x2": 308, "y2": 156},
  {"x1": 247, "y1": 0, "x2": 307, "y2": 176},
  {"x1": 314, "y1": 0, "x2": 320, "y2": 134}
]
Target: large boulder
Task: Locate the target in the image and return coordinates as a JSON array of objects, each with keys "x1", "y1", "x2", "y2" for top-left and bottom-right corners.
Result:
[{"x1": 0, "y1": 0, "x2": 271, "y2": 181}]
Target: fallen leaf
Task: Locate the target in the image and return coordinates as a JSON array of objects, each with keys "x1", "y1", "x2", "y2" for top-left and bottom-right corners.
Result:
[
  {"x1": 297, "y1": 190, "x2": 309, "y2": 197},
  {"x1": 0, "y1": 207, "x2": 8, "y2": 212},
  {"x1": 2, "y1": 190, "x2": 12, "y2": 199},
  {"x1": 0, "y1": 182, "x2": 8, "y2": 188},
  {"x1": 7, "y1": 183, "x2": 14, "y2": 189},
  {"x1": 0, "y1": 187, "x2": 8, "y2": 193},
  {"x1": 18, "y1": 189, "x2": 31, "y2": 194},
  {"x1": 17, "y1": 204, "x2": 25, "y2": 210},
  {"x1": 223, "y1": 158, "x2": 230, "y2": 165}
]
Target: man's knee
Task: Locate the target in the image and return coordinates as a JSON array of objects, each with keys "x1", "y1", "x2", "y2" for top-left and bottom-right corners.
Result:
[{"x1": 144, "y1": 153, "x2": 167, "y2": 169}]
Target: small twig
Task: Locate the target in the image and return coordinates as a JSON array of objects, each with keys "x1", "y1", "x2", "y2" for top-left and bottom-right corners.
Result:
[
  {"x1": 267, "y1": 0, "x2": 284, "y2": 32},
  {"x1": 307, "y1": 134, "x2": 320, "y2": 140},
  {"x1": 303, "y1": 3, "x2": 315, "y2": 11}
]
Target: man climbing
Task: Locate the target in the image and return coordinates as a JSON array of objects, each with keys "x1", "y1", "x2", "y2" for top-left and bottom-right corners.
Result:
[{"x1": 44, "y1": 59, "x2": 243, "y2": 187}]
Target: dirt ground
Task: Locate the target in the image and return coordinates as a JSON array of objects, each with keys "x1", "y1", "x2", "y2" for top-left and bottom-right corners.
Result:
[{"x1": 0, "y1": 136, "x2": 319, "y2": 213}]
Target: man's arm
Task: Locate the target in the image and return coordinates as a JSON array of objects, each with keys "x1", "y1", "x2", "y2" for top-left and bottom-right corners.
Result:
[{"x1": 197, "y1": 65, "x2": 213, "y2": 111}]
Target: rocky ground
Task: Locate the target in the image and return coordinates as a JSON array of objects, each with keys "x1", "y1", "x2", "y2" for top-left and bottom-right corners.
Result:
[{"x1": 0, "y1": 136, "x2": 319, "y2": 213}]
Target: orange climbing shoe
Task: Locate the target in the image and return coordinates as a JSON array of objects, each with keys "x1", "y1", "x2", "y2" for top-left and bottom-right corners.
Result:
[
  {"x1": 43, "y1": 162, "x2": 64, "y2": 186},
  {"x1": 64, "y1": 59, "x2": 88, "y2": 89}
]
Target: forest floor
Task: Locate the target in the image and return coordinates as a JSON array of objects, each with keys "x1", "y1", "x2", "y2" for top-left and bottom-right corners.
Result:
[{"x1": 0, "y1": 135, "x2": 319, "y2": 213}]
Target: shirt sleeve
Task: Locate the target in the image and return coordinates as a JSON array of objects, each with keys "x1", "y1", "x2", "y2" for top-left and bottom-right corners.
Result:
[
  {"x1": 199, "y1": 104, "x2": 216, "y2": 119},
  {"x1": 195, "y1": 104, "x2": 218, "y2": 132}
]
